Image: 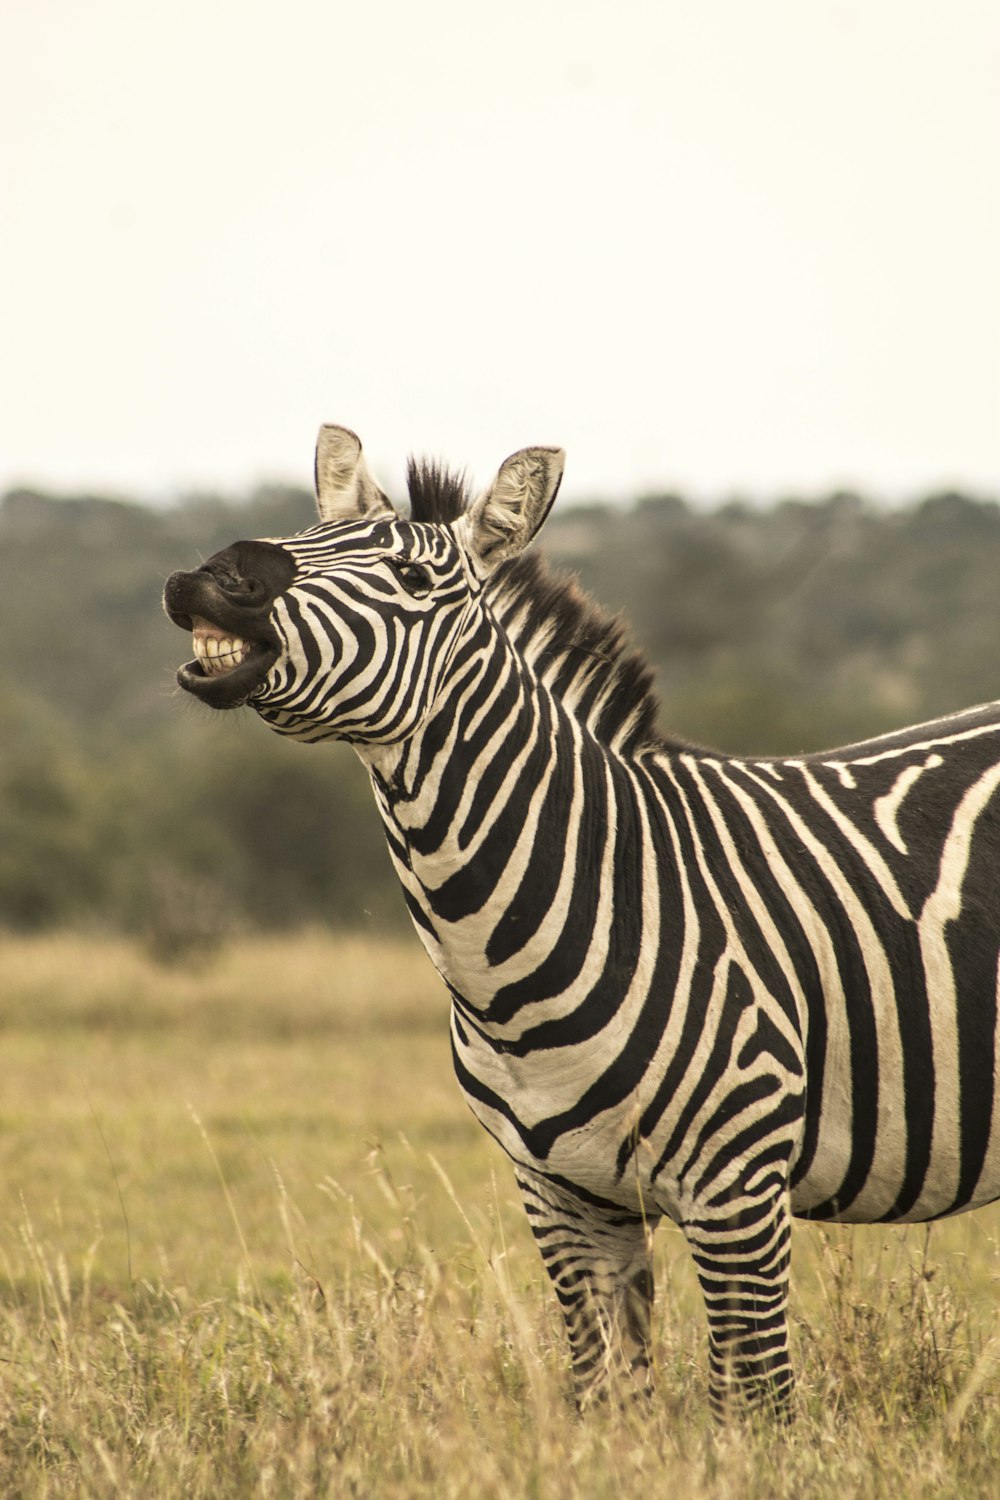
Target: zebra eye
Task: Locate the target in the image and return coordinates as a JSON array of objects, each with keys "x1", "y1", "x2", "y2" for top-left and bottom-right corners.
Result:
[{"x1": 392, "y1": 560, "x2": 433, "y2": 597}]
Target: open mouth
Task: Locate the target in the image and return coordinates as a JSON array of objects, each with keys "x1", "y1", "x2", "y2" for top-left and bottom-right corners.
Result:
[
  {"x1": 174, "y1": 617, "x2": 279, "y2": 706},
  {"x1": 190, "y1": 616, "x2": 254, "y2": 677},
  {"x1": 166, "y1": 595, "x2": 281, "y2": 707}
]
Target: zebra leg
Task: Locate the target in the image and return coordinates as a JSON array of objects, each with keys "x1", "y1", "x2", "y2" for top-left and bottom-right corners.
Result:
[
  {"x1": 682, "y1": 1185, "x2": 795, "y2": 1420},
  {"x1": 515, "y1": 1167, "x2": 659, "y2": 1408}
]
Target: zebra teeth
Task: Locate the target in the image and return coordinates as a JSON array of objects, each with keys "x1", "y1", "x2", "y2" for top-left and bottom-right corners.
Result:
[{"x1": 191, "y1": 616, "x2": 252, "y2": 677}]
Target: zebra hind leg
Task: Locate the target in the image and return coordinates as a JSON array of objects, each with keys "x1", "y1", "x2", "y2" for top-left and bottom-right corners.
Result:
[
  {"x1": 515, "y1": 1168, "x2": 660, "y2": 1409},
  {"x1": 683, "y1": 1186, "x2": 795, "y2": 1421}
]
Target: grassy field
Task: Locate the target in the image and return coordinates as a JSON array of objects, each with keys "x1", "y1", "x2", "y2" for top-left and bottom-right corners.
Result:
[{"x1": 1, "y1": 931, "x2": 999, "y2": 1497}]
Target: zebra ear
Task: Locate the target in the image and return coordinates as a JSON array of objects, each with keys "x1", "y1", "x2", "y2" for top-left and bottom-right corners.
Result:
[
  {"x1": 463, "y1": 446, "x2": 565, "y2": 573},
  {"x1": 314, "y1": 425, "x2": 395, "y2": 522}
]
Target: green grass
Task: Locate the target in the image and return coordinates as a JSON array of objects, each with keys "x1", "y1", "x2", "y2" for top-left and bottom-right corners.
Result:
[{"x1": 1, "y1": 931, "x2": 999, "y2": 1496}]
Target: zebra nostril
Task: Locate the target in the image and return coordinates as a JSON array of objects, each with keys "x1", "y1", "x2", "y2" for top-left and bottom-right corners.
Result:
[
  {"x1": 197, "y1": 540, "x2": 296, "y2": 608},
  {"x1": 225, "y1": 575, "x2": 267, "y2": 602},
  {"x1": 199, "y1": 561, "x2": 268, "y2": 603}
]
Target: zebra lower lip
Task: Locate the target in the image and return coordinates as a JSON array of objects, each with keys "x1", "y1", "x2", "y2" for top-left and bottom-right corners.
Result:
[{"x1": 176, "y1": 638, "x2": 279, "y2": 707}]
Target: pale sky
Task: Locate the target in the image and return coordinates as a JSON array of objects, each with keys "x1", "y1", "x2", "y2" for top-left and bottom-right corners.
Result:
[{"x1": 2, "y1": 0, "x2": 998, "y2": 504}]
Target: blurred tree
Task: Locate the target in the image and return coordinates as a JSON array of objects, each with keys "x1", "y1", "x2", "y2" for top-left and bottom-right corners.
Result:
[{"x1": 2, "y1": 480, "x2": 999, "y2": 936}]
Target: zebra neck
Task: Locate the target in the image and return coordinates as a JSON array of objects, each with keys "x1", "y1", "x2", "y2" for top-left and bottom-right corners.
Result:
[
  {"x1": 356, "y1": 638, "x2": 664, "y2": 1035},
  {"x1": 360, "y1": 627, "x2": 553, "y2": 883}
]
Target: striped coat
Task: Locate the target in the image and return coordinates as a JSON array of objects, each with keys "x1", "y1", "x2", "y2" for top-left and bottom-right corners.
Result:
[{"x1": 165, "y1": 426, "x2": 1000, "y2": 1416}]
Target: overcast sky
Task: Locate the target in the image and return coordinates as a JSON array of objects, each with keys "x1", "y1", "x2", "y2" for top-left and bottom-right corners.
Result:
[{"x1": 2, "y1": 0, "x2": 998, "y2": 505}]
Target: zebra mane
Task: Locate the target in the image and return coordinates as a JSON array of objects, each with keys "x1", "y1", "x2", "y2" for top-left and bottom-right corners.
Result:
[
  {"x1": 406, "y1": 458, "x2": 662, "y2": 756},
  {"x1": 406, "y1": 457, "x2": 471, "y2": 524},
  {"x1": 490, "y1": 553, "x2": 662, "y2": 755}
]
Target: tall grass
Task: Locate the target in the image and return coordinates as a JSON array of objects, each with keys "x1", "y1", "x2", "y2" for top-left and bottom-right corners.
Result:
[{"x1": 1, "y1": 932, "x2": 999, "y2": 1496}]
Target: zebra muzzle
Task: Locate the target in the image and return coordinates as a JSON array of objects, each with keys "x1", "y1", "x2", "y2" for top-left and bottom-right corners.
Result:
[{"x1": 163, "y1": 562, "x2": 288, "y2": 710}]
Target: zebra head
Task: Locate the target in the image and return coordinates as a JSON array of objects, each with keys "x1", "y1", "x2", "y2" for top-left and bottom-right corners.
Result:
[{"x1": 164, "y1": 426, "x2": 565, "y2": 743}]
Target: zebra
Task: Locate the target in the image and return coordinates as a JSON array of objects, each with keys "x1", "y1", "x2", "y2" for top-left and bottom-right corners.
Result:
[{"x1": 164, "y1": 424, "x2": 1000, "y2": 1418}]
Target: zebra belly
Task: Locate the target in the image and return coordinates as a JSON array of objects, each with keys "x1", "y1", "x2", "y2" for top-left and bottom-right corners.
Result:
[
  {"x1": 790, "y1": 1131, "x2": 1000, "y2": 1224},
  {"x1": 785, "y1": 984, "x2": 1000, "y2": 1218},
  {"x1": 791, "y1": 1172, "x2": 1000, "y2": 1225}
]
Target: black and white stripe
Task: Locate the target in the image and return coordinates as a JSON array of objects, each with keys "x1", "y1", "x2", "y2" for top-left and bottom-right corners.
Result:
[{"x1": 167, "y1": 425, "x2": 1000, "y2": 1417}]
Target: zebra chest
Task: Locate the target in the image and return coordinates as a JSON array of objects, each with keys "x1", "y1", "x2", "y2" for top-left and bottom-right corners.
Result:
[{"x1": 447, "y1": 1001, "x2": 663, "y2": 1208}]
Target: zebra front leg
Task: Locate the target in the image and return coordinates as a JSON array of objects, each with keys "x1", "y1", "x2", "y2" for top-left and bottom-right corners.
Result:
[
  {"x1": 515, "y1": 1168, "x2": 660, "y2": 1408},
  {"x1": 683, "y1": 1185, "x2": 795, "y2": 1420}
]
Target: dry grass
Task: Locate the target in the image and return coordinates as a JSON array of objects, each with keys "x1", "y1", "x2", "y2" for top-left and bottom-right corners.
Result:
[{"x1": 1, "y1": 931, "x2": 999, "y2": 1496}]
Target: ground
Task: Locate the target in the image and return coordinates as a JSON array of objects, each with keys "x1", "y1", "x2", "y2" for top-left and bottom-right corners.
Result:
[{"x1": 1, "y1": 931, "x2": 999, "y2": 1497}]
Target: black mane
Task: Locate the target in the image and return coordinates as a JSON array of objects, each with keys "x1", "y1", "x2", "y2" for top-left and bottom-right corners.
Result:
[
  {"x1": 491, "y1": 552, "x2": 663, "y2": 756},
  {"x1": 406, "y1": 457, "x2": 471, "y2": 524},
  {"x1": 405, "y1": 457, "x2": 663, "y2": 755}
]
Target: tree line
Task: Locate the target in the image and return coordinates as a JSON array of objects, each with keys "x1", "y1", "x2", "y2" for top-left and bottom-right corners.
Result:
[{"x1": 3, "y1": 480, "x2": 999, "y2": 954}]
